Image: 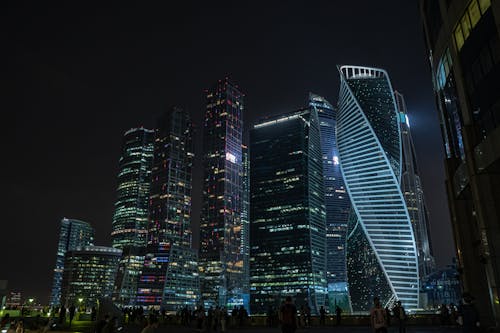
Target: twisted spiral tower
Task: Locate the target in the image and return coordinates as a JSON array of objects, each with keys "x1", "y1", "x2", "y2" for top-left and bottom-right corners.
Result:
[{"x1": 336, "y1": 66, "x2": 419, "y2": 311}]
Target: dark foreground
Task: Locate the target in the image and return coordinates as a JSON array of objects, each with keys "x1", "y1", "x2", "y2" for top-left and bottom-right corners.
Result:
[
  {"x1": 8, "y1": 317, "x2": 468, "y2": 332},
  {"x1": 63, "y1": 322, "x2": 462, "y2": 333},
  {"x1": 2, "y1": 318, "x2": 469, "y2": 333}
]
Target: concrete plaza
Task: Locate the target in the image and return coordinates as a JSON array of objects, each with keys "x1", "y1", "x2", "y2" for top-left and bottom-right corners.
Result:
[{"x1": 122, "y1": 325, "x2": 463, "y2": 333}]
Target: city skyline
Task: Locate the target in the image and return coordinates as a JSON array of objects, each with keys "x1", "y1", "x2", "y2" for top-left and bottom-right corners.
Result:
[{"x1": 3, "y1": 2, "x2": 453, "y2": 303}]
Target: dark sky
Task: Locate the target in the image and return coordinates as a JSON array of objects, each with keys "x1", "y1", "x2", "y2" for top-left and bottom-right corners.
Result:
[{"x1": 2, "y1": 2, "x2": 455, "y2": 304}]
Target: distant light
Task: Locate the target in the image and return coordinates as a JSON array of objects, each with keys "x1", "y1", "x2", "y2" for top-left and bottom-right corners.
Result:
[
  {"x1": 405, "y1": 114, "x2": 410, "y2": 127},
  {"x1": 226, "y1": 152, "x2": 237, "y2": 163},
  {"x1": 333, "y1": 156, "x2": 339, "y2": 165}
]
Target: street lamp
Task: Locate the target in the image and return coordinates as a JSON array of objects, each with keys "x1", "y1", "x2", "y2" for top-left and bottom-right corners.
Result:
[
  {"x1": 27, "y1": 298, "x2": 35, "y2": 317},
  {"x1": 77, "y1": 298, "x2": 84, "y2": 314}
]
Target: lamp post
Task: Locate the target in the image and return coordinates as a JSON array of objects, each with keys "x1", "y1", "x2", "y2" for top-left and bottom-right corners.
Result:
[
  {"x1": 78, "y1": 298, "x2": 84, "y2": 312},
  {"x1": 28, "y1": 298, "x2": 34, "y2": 316}
]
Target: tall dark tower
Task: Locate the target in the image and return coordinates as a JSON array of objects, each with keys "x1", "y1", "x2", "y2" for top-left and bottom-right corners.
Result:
[
  {"x1": 241, "y1": 144, "x2": 250, "y2": 305},
  {"x1": 50, "y1": 218, "x2": 94, "y2": 306},
  {"x1": 419, "y1": 0, "x2": 500, "y2": 326},
  {"x1": 395, "y1": 91, "x2": 436, "y2": 279},
  {"x1": 199, "y1": 78, "x2": 247, "y2": 309},
  {"x1": 249, "y1": 107, "x2": 327, "y2": 314},
  {"x1": 136, "y1": 107, "x2": 199, "y2": 310},
  {"x1": 112, "y1": 127, "x2": 154, "y2": 306},
  {"x1": 309, "y1": 93, "x2": 351, "y2": 310}
]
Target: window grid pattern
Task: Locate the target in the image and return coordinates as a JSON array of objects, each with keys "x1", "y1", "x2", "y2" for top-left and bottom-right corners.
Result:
[{"x1": 337, "y1": 66, "x2": 419, "y2": 310}]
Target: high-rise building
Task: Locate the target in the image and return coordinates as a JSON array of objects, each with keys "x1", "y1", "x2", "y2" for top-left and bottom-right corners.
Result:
[
  {"x1": 336, "y1": 66, "x2": 419, "y2": 311},
  {"x1": 50, "y1": 218, "x2": 94, "y2": 306},
  {"x1": 112, "y1": 127, "x2": 154, "y2": 306},
  {"x1": 394, "y1": 91, "x2": 436, "y2": 279},
  {"x1": 6, "y1": 291, "x2": 21, "y2": 308},
  {"x1": 60, "y1": 246, "x2": 122, "y2": 308},
  {"x1": 0, "y1": 281, "x2": 7, "y2": 310},
  {"x1": 419, "y1": 0, "x2": 500, "y2": 326},
  {"x1": 249, "y1": 107, "x2": 327, "y2": 315},
  {"x1": 422, "y1": 260, "x2": 461, "y2": 309},
  {"x1": 241, "y1": 144, "x2": 250, "y2": 305},
  {"x1": 199, "y1": 78, "x2": 246, "y2": 309},
  {"x1": 309, "y1": 93, "x2": 351, "y2": 310},
  {"x1": 136, "y1": 107, "x2": 199, "y2": 310}
]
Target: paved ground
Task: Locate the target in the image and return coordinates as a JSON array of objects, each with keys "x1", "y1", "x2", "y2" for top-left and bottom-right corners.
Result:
[
  {"x1": 46, "y1": 321, "x2": 464, "y2": 333},
  {"x1": 121, "y1": 325, "x2": 463, "y2": 333}
]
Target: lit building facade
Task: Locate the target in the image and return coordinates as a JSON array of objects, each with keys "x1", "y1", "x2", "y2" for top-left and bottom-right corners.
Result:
[
  {"x1": 6, "y1": 291, "x2": 22, "y2": 308},
  {"x1": 337, "y1": 66, "x2": 419, "y2": 311},
  {"x1": 395, "y1": 91, "x2": 436, "y2": 279},
  {"x1": 309, "y1": 93, "x2": 351, "y2": 310},
  {"x1": 200, "y1": 78, "x2": 247, "y2": 309},
  {"x1": 60, "y1": 246, "x2": 121, "y2": 308},
  {"x1": 112, "y1": 127, "x2": 154, "y2": 306},
  {"x1": 241, "y1": 144, "x2": 250, "y2": 304},
  {"x1": 136, "y1": 107, "x2": 199, "y2": 310},
  {"x1": 50, "y1": 218, "x2": 94, "y2": 306},
  {"x1": 250, "y1": 108, "x2": 327, "y2": 315},
  {"x1": 422, "y1": 262, "x2": 461, "y2": 309},
  {"x1": 419, "y1": 0, "x2": 500, "y2": 326}
]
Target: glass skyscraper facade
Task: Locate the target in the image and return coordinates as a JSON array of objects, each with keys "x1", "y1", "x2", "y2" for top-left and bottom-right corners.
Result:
[
  {"x1": 395, "y1": 91, "x2": 435, "y2": 279},
  {"x1": 309, "y1": 93, "x2": 351, "y2": 310},
  {"x1": 136, "y1": 107, "x2": 198, "y2": 310},
  {"x1": 249, "y1": 108, "x2": 327, "y2": 315},
  {"x1": 420, "y1": 0, "x2": 500, "y2": 326},
  {"x1": 50, "y1": 218, "x2": 94, "y2": 306},
  {"x1": 241, "y1": 144, "x2": 250, "y2": 305},
  {"x1": 337, "y1": 66, "x2": 419, "y2": 311},
  {"x1": 112, "y1": 127, "x2": 154, "y2": 306},
  {"x1": 199, "y1": 78, "x2": 246, "y2": 309},
  {"x1": 60, "y1": 246, "x2": 121, "y2": 308}
]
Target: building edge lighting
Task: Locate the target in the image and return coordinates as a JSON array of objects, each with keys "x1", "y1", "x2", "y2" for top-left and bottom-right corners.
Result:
[{"x1": 336, "y1": 65, "x2": 419, "y2": 311}]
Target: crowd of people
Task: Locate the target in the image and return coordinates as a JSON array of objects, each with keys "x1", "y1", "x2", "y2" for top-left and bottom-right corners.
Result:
[
  {"x1": 369, "y1": 293, "x2": 480, "y2": 333},
  {"x1": 116, "y1": 304, "x2": 249, "y2": 333},
  {"x1": 0, "y1": 293, "x2": 482, "y2": 333}
]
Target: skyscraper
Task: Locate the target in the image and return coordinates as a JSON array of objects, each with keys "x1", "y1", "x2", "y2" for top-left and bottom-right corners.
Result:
[
  {"x1": 199, "y1": 78, "x2": 246, "y2": 309},
  {"x1": 112, "y1": 127, "x2": 154, "y2": 306},
  {"x1": 50, "y1": 218, "x2": 94, "y2": 306},
  {"x1": 395, "y1": 91, "x2": 435, "y2": 278},
  {"x1": 241, "y1": 144, "x2": 250, "y2": 305},
  {"x1": 136, "y1": 107, "x2": 198, "y2": 310},
  {"x1": 249, "y1": 107, "x2": 327, "y2": 315},
  {"x1": 420, "y1": 0, "x2": 500, "y2": 326},
  {"x1": 60, "y1": 246, "x2": 122, "y2": 308},
  {"x1": 336, "y1": 66, "x2": 419, "y2": 311},
  {"x1": 309, "y1": 93, "x2": 351, "y2": 310}
]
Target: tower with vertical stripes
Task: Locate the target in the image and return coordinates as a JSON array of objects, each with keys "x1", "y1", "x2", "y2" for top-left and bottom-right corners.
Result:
[{"x1": 336, "y1": 66, "x2": 419, "y2": 311}]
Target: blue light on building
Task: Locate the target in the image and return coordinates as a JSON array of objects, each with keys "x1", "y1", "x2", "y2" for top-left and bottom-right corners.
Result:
[{"x1": 336, "y1": 66, "x2": 419, "y2": 311}]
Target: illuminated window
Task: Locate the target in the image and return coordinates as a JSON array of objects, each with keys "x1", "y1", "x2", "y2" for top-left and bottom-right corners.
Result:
[
  {"x1": 454, "y1": 0, "x2": 491, "y2": 51},
  {"x1": 455, "y1": 25, "x2": 465, "y2": 50},
  {"x1": 460, "y1": 14, "x2": 471, "y2": 40},
  {"x1": 478, "y1": 0, "x2": 491, "y2": 14},
  {"x1": 436, "y1": 48, "x2": 452, "y2": 90},
  {"x1": 468, "y1": 1, "x2": 481, "y2": 26}
]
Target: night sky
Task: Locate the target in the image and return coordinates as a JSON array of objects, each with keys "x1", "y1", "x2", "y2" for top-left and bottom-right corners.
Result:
[{"x1": 2, "y1": 2, "x2": 454, "y2": 304}]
